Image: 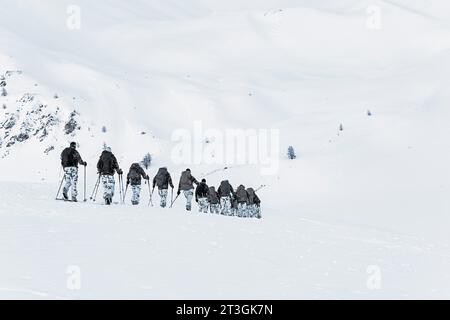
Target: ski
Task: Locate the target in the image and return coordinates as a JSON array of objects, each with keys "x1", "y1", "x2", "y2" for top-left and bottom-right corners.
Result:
[
  {"x1": 55, "y1": 198, "x2": 79, "y2": 203},
  {"x1": 255, "y1": 184, "x2": 267, "y2": 192},
  {"x1": 200, "y1": 166, "x2": 229, "y2": 179}
]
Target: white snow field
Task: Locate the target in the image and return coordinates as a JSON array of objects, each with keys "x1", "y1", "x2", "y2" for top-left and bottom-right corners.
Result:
[{"x1": 1, "y1": 0, "x2": 450, "y2": 299}]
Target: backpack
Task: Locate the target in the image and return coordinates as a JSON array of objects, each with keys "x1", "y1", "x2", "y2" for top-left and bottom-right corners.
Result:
[
  {"x1": 236, "y1": 185, "x2": 248, "y2": 203},
  {"x1": 208, "y1": 187, "x2": 219, "y2": 204},
  {"x1": 128, "y1": 163, "x2": 142, "y2": 185},
  {"x1": 247, "y1": 188, "x2": 260, "y2": 205},
  {"x1": 219, "y1": 180, "x2": 232, "y2": 196},
  {"x1": 61, "y1": 147, "x2": 78, "y2": 167},
  {"x1": 155, "y1": 168, "x2": 168, "y2": 187},
  {"x1": 179, "y1": 171, "x2": 195, "y2": 190}
]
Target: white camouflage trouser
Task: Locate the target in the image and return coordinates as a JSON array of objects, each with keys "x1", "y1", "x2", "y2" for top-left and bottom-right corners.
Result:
[
  {"x1": 101, "y1": 175, "x2": 115, "y2": 202},
  {"x1": 159, "y1": 189, "x2": 168, "y2": 208},
  {"x1": 63, "y1": 167, "x2": 78, "y2": 199},
  {"x1": 237, "y1": 202, "x2": 247, "y2": 218},
  {"x1": 220, "y1": 196, "x2": 232, "y2": 216},
  {"x1": 248, "y1": 204, "x2": 262, "y2": 219},
  {"x1": 183, "y1": 190, "x2": 194, "y2": 211},
  {"x1": 210, "y1": 203, "x2": 220, "y2": 214},
  {"x1": 198, "y1": 197, "x2": 209, "y2": 213},
  {"x1": 131, "y1": 185, "x2": 141, "y2": 205}
]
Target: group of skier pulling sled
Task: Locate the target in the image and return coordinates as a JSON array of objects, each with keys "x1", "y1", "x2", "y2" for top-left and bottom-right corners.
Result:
[{"x1": 57, "y1": 142, "x2": 262, "y2": 219}]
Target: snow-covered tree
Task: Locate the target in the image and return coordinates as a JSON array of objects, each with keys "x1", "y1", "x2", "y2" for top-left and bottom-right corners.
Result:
[
  {"x1": 287, "y1": 146, "x2": 297, "y2": 160},
  {"x1": 141, "y1": 153, "x2": 152, "y2": 169}
]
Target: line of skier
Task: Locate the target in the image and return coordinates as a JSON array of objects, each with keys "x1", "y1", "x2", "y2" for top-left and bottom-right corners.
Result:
[{"x1": 59, "y1": 142, "x2": 262, "y2": 218}]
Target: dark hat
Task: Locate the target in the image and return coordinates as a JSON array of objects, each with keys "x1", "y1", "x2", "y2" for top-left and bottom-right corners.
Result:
[
  {"x1": 201, "y1": 179, "x2": 206, "y2": 183},
  {"x1": 70, "y1": 142, "x2": 77, "y2": 148}
]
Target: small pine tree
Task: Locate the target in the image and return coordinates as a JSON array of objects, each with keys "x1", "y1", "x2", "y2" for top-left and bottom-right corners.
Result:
[
  {"x1": 287, "y1": 146, "x2": 297, "y2": 160},
  {"x1": 141, "y1": 153, "x2": 152, "y2": 169},
  {"x1": 1, "y1": 88, "x2": 7, "y2": 97},
  {"x1": 101, "y1": 126, "x2": 107, "y2": 133},
  {"x1": 339, "y1": 123, "x2": 344, "y2": 131},
  {"x1": 367, "y1": 110, "x2": 372, "y2": 116}
]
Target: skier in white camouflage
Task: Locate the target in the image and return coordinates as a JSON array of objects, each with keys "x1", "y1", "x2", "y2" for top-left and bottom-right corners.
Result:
[
  {"x1": 60, "y1": 142, "x2": 87, "y2": 202},
  {"x1": 96, "y1": 146, "x2": 123, "y2": 205},
  {"x1": 208, "y1": 186, "x2": 220, "y2": 214},
  {"x1": 195, "y1": 179, "x2": 210, "y2": 213},
  {"x1": 126, "y1": 163, "x2": 149, "y2": 205},
  {"x1": 152, "y1": 167, "x2": 174, "y2": 208},
  {"x1": 217, "y1": 180, "x2": 235, "y2": 216},
  {"x1": 177, "y1": 168, "x2": 199, "y2": 211},
  {"x1": 246, "y1": 187, "x2": 261, "y2": 219},
  {"x1": 235, "y1": 184, "x2": 249, "y2": 217}
]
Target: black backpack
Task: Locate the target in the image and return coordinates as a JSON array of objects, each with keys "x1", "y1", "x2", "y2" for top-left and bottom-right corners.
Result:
[
  {"x1": 208, "y1": 187, "x2": 219, "y2": 204},
  {"x1": 61, "y1": 147, "x2": 77, "y2": 167},
  {"x1": 155, "y1": 168, "x2": 168, "y2": 187},
  {"x1": 219, "y1": 180, "x2": 231, "y2": 196},
  {"x1": 98, "y1": 151, "x2": 117, "y2": 174},
  {"x1": 128, "y1": 164, "x2": 142, "y2": 184},
  {"x1": 236, "y1": 186, "x2": 248, "y2": 203}
]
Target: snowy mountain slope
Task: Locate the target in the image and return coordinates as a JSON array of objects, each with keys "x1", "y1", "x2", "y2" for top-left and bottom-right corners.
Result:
[{"x1": 1, "y1": 0, "x2": 450, "y2": 299}]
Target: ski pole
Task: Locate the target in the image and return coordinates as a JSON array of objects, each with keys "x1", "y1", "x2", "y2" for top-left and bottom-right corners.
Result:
[
  {"x1": 170, "y1": 193, "x2": 180, "y2": 208},
  {"x1": 55, "y1": 174, "x2": 65, "y2": 200},
  {"x1": 170, "y1": 188, "x2": 174, "y2": 206},
  {"x1": 91, "y1": 174, "x2": 101, "y2": 201},
  {"x1": 90, "y1": 174, "x2": 99, "y2": 200},
  {"x1": 122, "y1": 175, "x2": 126, "y2": 204},
  {"x1": 118, "y1": 174, "x2": 124, "y2": 204},
  {"x1": 255, "y1": 184, "x2": 267, "y2": 192},
  {"x1": 124, "y1": 184, "x2": 129, "y2": 203},
  {"x1": 83, "y1": 165, "x2": 87, "y2": 202},
  {"x1": 148, "y1": 184, "x2": 154, "y2": 207}
]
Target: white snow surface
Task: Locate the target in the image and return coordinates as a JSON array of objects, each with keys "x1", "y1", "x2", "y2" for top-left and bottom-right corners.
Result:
[{"x1": 1, "y1": 0, "x2": 450, "y2": 299}]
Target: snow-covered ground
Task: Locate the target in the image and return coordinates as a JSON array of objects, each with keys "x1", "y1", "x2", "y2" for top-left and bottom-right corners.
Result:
[{"x1": 1, "y1": 0, "x2": 450, "y2": 299}]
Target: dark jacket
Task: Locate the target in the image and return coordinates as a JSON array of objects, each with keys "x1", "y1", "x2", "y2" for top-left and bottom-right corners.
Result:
[
  {"x1": 127, "y1": 163, "x2": 148, "y2": 186},
  {"x1": 208, "y1": 186, "x2": 220, "y2": 205},
  {"x1": 218, "y1": 180, "x2": 234, "y2": 198},
  {"x1": 246, "y1": 188, "x2": 261, "y2": 206},
  {"x1": 178, "y1": 171, "x2": 198, "y2": 191},
  {"x1": 153, "y1": 167, "x2": 174, "y2": 190},
  {"x1": 195, "y1": 182, "x2": 209, "y2": 200},
  {"x1": 61, "y1": 147, "x2": 84, "y2": 168},
  {"x1": 235, "y1": 185, "x2": 248, "y2": 203},
  {"x1": 97, "y1": 151, "x2": 120, "y2": 175}
]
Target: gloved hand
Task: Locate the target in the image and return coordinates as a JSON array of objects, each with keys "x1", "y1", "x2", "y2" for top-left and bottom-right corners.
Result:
[
  {"x1": 117, "y1": 169, "x2": 123, "y2": 175},
  {"x1": 126, "y1": 180, "x2": 130, "y2": 185},
  {"x1": 82, "y1": 161, "x2": 87, "y2": 166},
  {"x1": 177, "y1": 190, "x2": 181, "y2": 196},
  {"x1": 195, "y1": 198, "x2": 198, "y2": 203}
]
